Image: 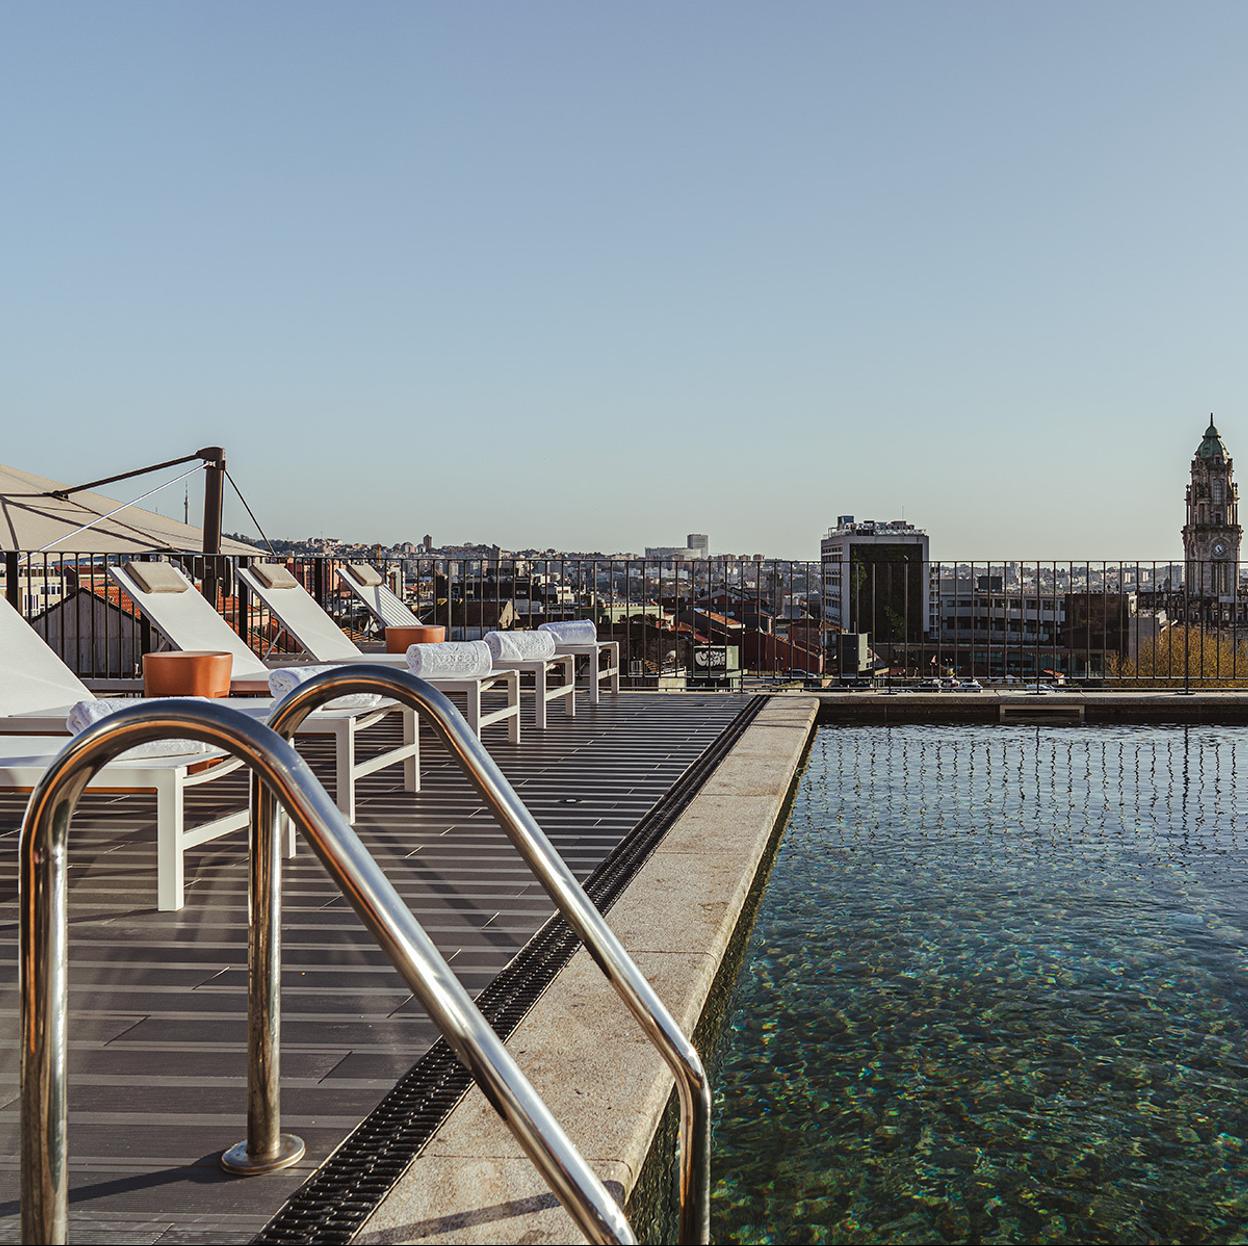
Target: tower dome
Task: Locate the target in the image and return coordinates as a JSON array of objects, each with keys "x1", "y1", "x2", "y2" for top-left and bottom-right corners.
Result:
[{"x1": 1198, "y1": 415, "x2": 1228, "y2": 460}]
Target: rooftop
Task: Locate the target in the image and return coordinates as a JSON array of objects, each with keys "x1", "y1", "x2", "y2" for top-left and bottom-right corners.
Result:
[{"x1": 823, "y1": 518, "x2": 927, "y2": 539}]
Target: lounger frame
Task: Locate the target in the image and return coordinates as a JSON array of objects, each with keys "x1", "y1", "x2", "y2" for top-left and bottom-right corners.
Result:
[
  {"x1": 554, "y1": 640, "x2": 621, "y2": 704},
  {"x1": 486, "y1": 654, "x2": 576, "y2": 729},
  {"x1": 0, "y1": 736, "x2": 247, "y2": 911}
]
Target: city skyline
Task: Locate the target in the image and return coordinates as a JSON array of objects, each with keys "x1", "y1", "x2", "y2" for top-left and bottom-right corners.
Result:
[
  {"x1": 214, "y1": 413, "x2": 1233, "y2": 563},
  {"x1": 7, "y1": 4, "x2": 1248, "y2": 558}
]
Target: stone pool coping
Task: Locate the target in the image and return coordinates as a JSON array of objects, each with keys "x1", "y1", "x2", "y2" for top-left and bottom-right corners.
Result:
[{"x1": 353, "y1": 694, "x2": 820, "y2": 1245}]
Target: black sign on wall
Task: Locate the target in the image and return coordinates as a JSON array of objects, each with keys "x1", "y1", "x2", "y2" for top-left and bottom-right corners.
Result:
[{"x1": 693, "y1": 645, "x2": 729, "y2": 673}]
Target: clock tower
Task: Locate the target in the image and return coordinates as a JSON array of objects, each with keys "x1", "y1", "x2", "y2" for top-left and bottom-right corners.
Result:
[{"x1": 1182, "y1": 415, "x2": 1241, "y2": 600}]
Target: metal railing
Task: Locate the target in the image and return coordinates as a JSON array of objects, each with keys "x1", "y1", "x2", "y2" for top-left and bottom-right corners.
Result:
[
  {"x1": 19, "y1": 699, "x2": 635, "y2": 1245},
  {"x1": 248, "y1": 666, "x2": 711, "y2": 1244},
  {"x1": 11, "y1": 548, "x2": 1248, "y2": 687}
]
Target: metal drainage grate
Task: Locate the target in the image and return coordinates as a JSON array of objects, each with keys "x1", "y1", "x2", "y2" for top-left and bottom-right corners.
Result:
[{"x1": 254, "y1": 694, "x2": 767, "y2": 1245}]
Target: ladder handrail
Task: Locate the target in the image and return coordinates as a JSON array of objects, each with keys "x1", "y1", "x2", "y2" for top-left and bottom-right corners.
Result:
[
  {"x1": 19, "y1": 700, "x2": 634, "y2": 1246},
  {"x1": 260, "y1": 666, "x2": 711, "y2": 1245}
]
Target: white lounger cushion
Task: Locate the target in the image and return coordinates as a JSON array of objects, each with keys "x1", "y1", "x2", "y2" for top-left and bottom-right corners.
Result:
[
  {"x1": 345, "y1": 563, "x2": 384, "y2": 586},
  {"x1": 125, "y1": 561, "x2": 191, "y2": 593},
  {"x1": 484, "y1": 630, "x2": 557, "y2": 662},
  {"x1": 407, "y1": 641, "x2": 492, "y2": 680},
  {"x1": 539, "y1": 619, "x2": 598, "y2": 645},
  {"x1": 0, "y1": 735, "x2": 227, "y2": 776},
  {"x1": 237, "y1": 566, "x2": 362, "y2": 660},
  {"x1": 268, "y1": 665, "x2": 383, "y2": 710},
  {"x1": 337, "y1": 565, "x2": 420, "y2": 629},
  {"x1": 67, "y1": 698, "x2": 217, "y2": 758},
  {"x1": 0, "y1": 595, "x2": 92, "y2": 716},
  {"x1": 251, "y1": 562, "x2": 300, "y2": 590},
  {"x1": 109, "y1": 564, "x2": 269, "y2": 677}
]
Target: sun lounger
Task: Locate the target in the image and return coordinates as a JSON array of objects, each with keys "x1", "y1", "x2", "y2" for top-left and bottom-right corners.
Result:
[
  {"x1": 104, "y1": 562, "x2": 420, "y2": 819},
  {"x1": 338, "y1": 562, "x2": 422, "y2": 630},
  {"x1": 482, "y1": 630, "x2": 575, "y2": 729},
  {"x1": 338, "y1": 563, "x2": 586, "y2": 719},
  {"x1": 0, "y1": 590, "x2": 261, "y2": 908},
  {"x1": 533, "y1": 622, "x2": 621, "y2": 704},
  {"x1": 0, "y1": 590, "x2": 420, "y2": 907},
  {"x1": 237, "y1": 563, "x2": 521, "y2": 740},
  {"x1": 0, "y1": 730, "x2": 248, "y2": 912}
]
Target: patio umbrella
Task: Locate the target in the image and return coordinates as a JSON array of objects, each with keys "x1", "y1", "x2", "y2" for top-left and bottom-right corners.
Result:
[{"x1": 0, "y1": 461, "x2": 259, "y2": 555}]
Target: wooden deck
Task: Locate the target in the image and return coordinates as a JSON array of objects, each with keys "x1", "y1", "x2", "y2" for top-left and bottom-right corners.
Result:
[{"x1": 0, "y1": 691, "x2": 746, "y2": 1244}]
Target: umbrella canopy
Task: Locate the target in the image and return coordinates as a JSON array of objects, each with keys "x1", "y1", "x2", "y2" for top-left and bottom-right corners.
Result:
[{"x1": 0, "y1": 462, "x2": 259, "y2": 555}]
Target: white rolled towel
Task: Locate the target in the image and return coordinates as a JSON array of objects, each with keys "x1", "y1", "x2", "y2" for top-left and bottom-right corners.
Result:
[
  {"x1": 268, "y1": 665, "x2": 384, "y2": 709},
  {"x1": 539, "y1": 619, "x2": 598, "y2": 646},
  {"x1": 483, "y1": 630, "x2": 556, "y2": 662},
  {"x1": 67, "y1": 698, "x2": 217, "y2": 759},
  {"x1": 406, "y1": 640, "x2": 492, "y2": 680}
]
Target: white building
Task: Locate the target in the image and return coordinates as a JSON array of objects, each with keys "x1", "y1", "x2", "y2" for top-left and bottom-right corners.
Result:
[
  {"x1": 645, "y1": 533, "x2": 711, "y2": 561},
  {"x1": 0, "y1": 566, "x2": 70, "y2": 616},
  {"x1": 935, "y1": 573, "x2": 1064, "y2": 652}
]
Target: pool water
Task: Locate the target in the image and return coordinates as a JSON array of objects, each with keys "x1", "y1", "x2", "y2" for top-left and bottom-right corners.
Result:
[{"x1": 711, "y1": 724, "x2": 1248, "y2": 1245}]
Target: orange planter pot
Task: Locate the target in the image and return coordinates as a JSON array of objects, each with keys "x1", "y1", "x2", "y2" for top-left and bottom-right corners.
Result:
[
  {"x1": 143, "y1": 651, "x2": 234, "y2": 698},
  {"x1": 385, "y1": 625, "x2": 446, "y2": 653}
]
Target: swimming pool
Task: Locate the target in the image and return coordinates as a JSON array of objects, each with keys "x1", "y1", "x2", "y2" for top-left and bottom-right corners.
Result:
[{"x1": 711, "y1": 724, "x2": 1248, "y2": 1244}]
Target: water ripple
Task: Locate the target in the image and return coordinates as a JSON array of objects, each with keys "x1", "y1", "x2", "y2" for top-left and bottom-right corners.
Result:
[{"x1": 711, "y1": 724, "x2": 1248, "y2": 1244}]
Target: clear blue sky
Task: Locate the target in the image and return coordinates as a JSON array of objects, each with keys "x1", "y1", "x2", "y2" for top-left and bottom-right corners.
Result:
[{"x1": 4, "y1": 2, "x2": 1246, "y2": 559}]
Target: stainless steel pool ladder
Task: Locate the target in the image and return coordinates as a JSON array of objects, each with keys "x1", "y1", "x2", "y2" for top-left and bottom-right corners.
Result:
[
  {"x1": 18, "y1": 699, "x2": 633, "y2": 1246},
  {"x1": 245, "y1": 666, "x2": 711, "y2": 1245},
  {"x1": 20, "y1": 673, "x2": 713, "y2": 1245}
]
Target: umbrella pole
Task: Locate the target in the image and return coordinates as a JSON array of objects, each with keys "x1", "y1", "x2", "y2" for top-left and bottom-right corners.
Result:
[{"x1": 200, "y1": 446, "x2": 226, "y2": 605}]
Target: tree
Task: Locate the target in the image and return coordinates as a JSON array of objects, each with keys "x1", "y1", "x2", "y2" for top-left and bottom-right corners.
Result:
[{"x1": 1107, "y1": 624, "x2": 1248, "y2": 686}]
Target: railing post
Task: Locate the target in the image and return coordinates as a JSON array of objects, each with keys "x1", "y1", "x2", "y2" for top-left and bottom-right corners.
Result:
[
  {"x1": 313, "y1": 556, "x2": 326, "y2": 609},
  {"x1": 236, "y1": 556, "x2": 253, "y2": 654},
  {"x1": 220, "y1": 772, "x2": 305, "y2": 1174},
  {"x1": 1184, "y1": 574, "x2": 1192, "y2": 694},
  {"x1": 19, "y1": 784, "x2": 70, "y2": 1245},
  {"x1": 5, "y1": 550, "x2": 19, "y2": 611}
]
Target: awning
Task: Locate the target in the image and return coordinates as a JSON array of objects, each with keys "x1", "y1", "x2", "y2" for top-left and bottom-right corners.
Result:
[{"x1": 0, "y1": 462, "x2": 259, "y2": 555}]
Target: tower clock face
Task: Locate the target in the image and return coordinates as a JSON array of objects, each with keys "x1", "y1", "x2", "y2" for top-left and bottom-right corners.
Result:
[{"x1": 1213, "y1": 541, "x2": 1228, "y2": 558}]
